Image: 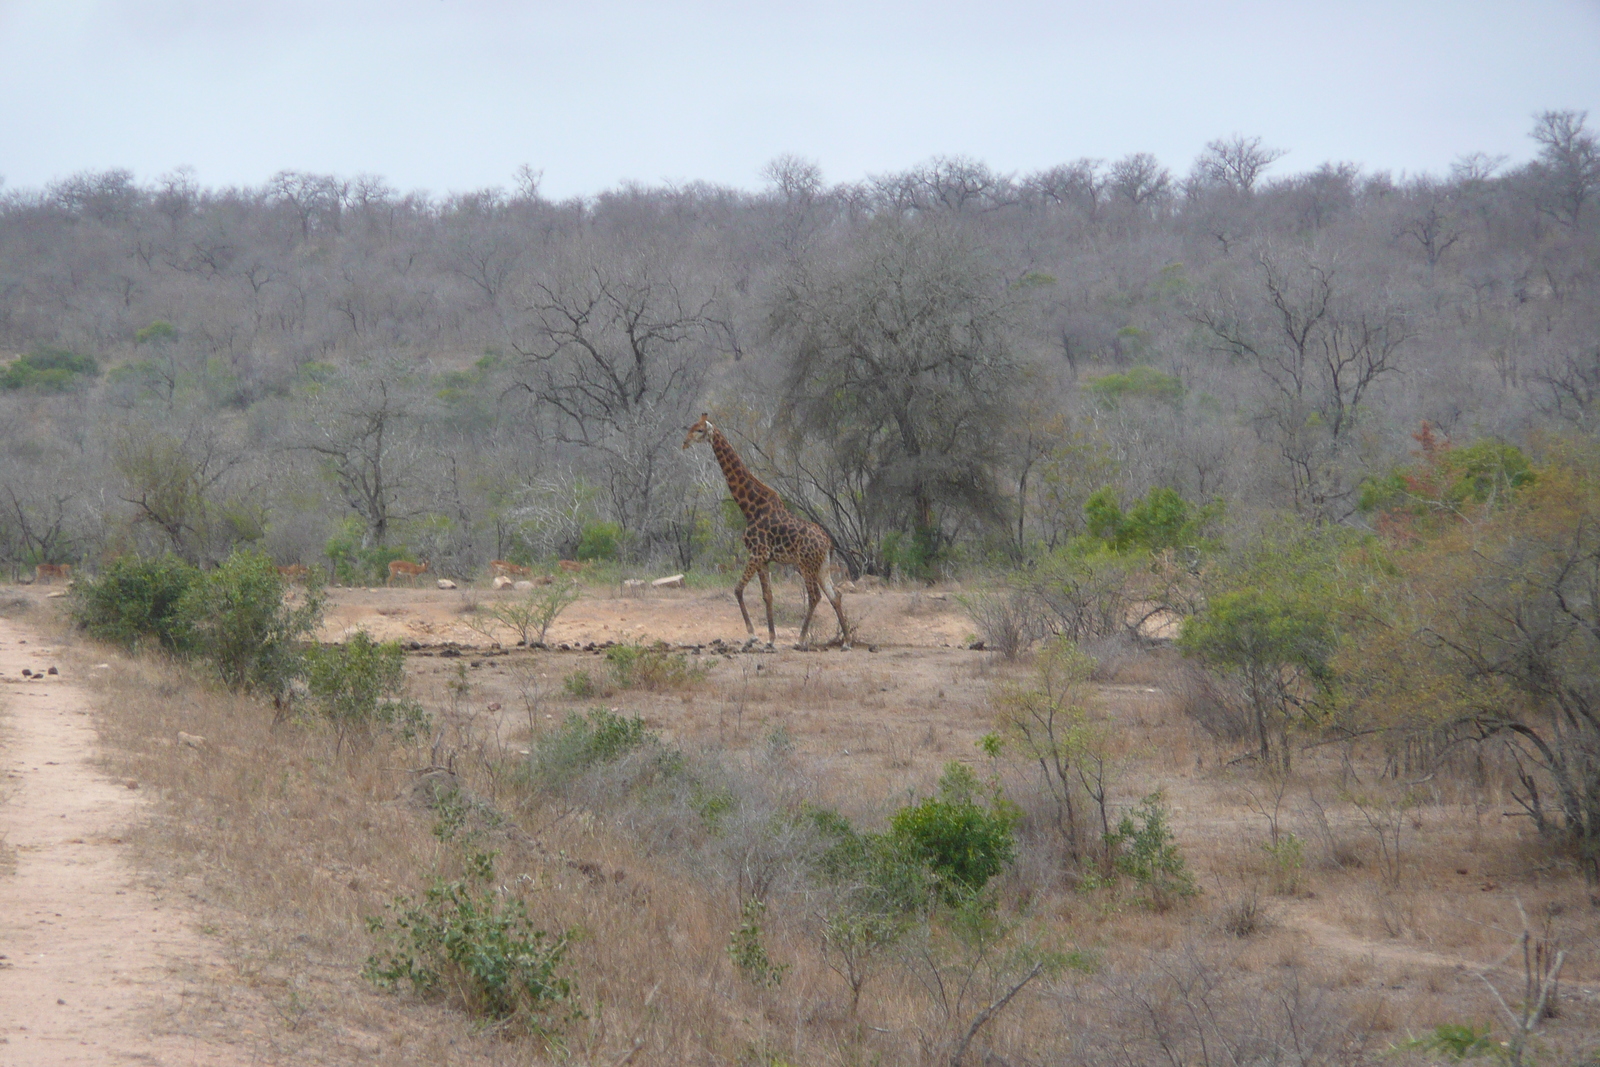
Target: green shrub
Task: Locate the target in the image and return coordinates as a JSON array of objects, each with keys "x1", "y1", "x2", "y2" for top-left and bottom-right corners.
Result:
[
  {"x1": 575, "y1": 521, "x2": 623, "y2": 562},
  {"x1": 1085, "y1": 365, "x2": 1183, "y2": 407},
  {"x1": 1083, "y1": 486, "x2": 1218, "y2": 555},
  {"x1": 882, "y1": 525, "x2": 939, "y2": 582},
  {"x1": 809, "y1": 805, "x2": 934, "y2": 914},
  {"x1": 525, "y1": 708, "x2": 654, "y2": 789},
  {"x1": 365, "y1": 851, "x2": 577, "y2": 1036},
  {"x1": 324, "y1": 519, "x2": 413, "y2": 585},
  {"x1": 1, "y1": 346, "x2": 100, "y2": 392},
  {"x1": 1396, "y1": 1023, "x2": 1497, "y2": 1062},
  {"x1": 305, "y1": 630, "x2": 427, "y2": 738},
  {"x1": 887, "y1": 763, "x2": 1017, "y2": 903},
  {"x1": 562, "y1": 668, "x2": 597, "y2": 698},
  {"x1": 1103, "y1": 792, "x2": 1198, "y2": 908},
  {"x1": 179, "y1": 549, "x2": 322, "y2": 698},
  {"x1": 72, "y1": 554, "x2": 199, "y2": 651},
  {"x1": 604, "y1": 643, "x2": 703, "y2": 690},
  {"x1": 467, "y1": 582, "x2": 580, "y2": 646},
  {"x1": 728, "y1": 899, "x2": 788, "y2": 988}
]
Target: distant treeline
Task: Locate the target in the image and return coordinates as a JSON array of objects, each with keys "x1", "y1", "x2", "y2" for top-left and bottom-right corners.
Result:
[{"x1": 0, "y1": 112, "x2": 1595, "y2": 577}]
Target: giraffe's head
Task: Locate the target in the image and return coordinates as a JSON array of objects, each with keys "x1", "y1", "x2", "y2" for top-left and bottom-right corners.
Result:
[{"x1": 683, "y1": 412, "x2": 715, "y2": 450}]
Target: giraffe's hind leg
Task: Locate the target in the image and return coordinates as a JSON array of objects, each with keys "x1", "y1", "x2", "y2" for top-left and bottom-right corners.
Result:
[
  {"x1": 821, "y1": 567, "x2": 851, "y2": 650},
  {"x1": 757, "y1": 566, "x2": 776, "y2": 647},
  {"x1": 796, "y1": 571, "x2": 822, "y2": 650}
]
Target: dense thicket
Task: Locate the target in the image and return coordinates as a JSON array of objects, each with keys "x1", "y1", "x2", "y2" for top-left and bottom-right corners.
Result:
[{"x1": 1, "y1": 113, "x2": 1596, "y2": 578}]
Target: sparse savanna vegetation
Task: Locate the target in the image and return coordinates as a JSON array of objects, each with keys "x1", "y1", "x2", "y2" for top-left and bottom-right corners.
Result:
[{"x1": 4, "y1": 114, "x2": 1600, "y2": 1064}]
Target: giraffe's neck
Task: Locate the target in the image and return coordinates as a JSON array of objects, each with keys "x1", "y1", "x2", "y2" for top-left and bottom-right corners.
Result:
[{"x1": 710, "y1": 429, "x2": 779, "y2": 522}]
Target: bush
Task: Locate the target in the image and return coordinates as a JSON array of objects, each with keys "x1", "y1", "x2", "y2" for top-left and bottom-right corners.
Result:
[
  {"x1": 304, "y1": 629, "x2": 427, "y2": 738},
  {"x1": 809, "y1": 805, "x2": 935, "y2": 915},
  {"x1": 888, "y1": 763, "x2": 1018, "y2": 904},
  {"x1": 563, "y1": 645, "x2": 705, "y2": 697},
  {"x1": 1085, "y1": 365, "x2": 1183, "y2": 407},
  {"x1": 72, "y1": 554, "x2": 199, "y2": 651},
  {"x1": 1, "y1": 346, "x2": 99, "y2": 392},
  {"x1": 728, "y1": 899, "x2": 789, "y2": 988},
  {"x1": 959, "y1": 584, "x2": 1047, "y2": 659},
  {"x1": 525, "y1": 708, "x2": 655, "y2": 790},
  {"x1": 365, "y1": 851, "x2": 577, "y2": 1036},
  {"x1": 575, "y1": 521, "x2": 623, "y2": 562},
  {"x1": 467, "y1": 582, "x2": 580, "y2": 646},
  {"x1": 179, "y1": 549, "x2": 322, "y2": 698},
  {"x1": 604, "y1": 643, "x2": 703, "y2": 690},
  {"x1": 325, "y1": 519, "x2": 413, "y2": 585},
  {"x1": 1103, "y1": 792, "x2": 1198, "y2": 909}
]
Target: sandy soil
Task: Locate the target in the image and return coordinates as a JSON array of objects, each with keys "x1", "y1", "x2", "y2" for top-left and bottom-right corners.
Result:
[
  {"x1": 0, "y1": 611, "x2": 255, "y2": 1065},
  {"x1": 318, "y1": 578, "x2": 976, "y2": 649}
]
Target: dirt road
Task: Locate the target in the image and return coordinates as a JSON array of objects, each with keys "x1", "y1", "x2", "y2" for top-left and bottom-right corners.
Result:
[{"x1": 0, "y1": 612, "x2": 251, "y2": 1065}]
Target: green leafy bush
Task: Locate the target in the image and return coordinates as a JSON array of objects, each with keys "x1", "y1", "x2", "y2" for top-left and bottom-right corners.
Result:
[
  {"x1": 1083, "y1": 486, "x2": 1217, "y2": 555},
  {"x1": 305, "y1": 629, "x2": 427, "y2": 738},
  {"x1": 1, "y1": 346, "x2": 100, "y2": 392},
  {"x1": 575, "y1": 520, "x2": 623, "y2": 562},
  {"x1": 365, "y1": 851, "x2": 577, "y2": 1036},
  {"x1": 604, "y1": 643, "x2": 703, "y2": 690},
  {"x1": 562, "y1": 668, "x2": 597, "y2": 698},
  {"x1": 324, "y1": 519, "x2": 413, "y2": 585},
  {"x1": 525, "y1": 708, "x2": 654, "y2": 789},
  {"x1": 809, "y1": 805, "x2": 934, "y2": 914},
  {"x1": 728, "y1": 899, "x2": 789, "y2": 988},
  {"x1": 1085, "y1": 365, "x2": 1182, "y2": 406},
  {"x1": 887, "y1": 763, "x2": 1017, "y2": 903},
  {"x1": 72, "y1": 554, "x2": 199, "y2": 651},
  {"x1": 1102, "y1": 792, "x2": 1198, "y2": 908},
  {"x1": 179, "y1": 549, "x2": 322, "y2": 698}
]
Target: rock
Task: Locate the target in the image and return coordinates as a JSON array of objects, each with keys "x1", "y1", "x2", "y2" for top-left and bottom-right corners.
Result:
[
  {"x1": 493, "y1": 575, "x2": 514, "y2": 590},
  {"x1": 177, "y1": 731, "x2": 206, "y2": 749},
  {"x1": 513, "y1": 579, "x2": 536, "y2": 590},
  {"x1": 436, "y1": 578, "x2": 458, "y2": 589},
  {"x1": 46, "y1": 590, "x2": 68, "y2": 599},
  {"x1": 651, "y1": 573, "x2": 685, "y2": 588}
]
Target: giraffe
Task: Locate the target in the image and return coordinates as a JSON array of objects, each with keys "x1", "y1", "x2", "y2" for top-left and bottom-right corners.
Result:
[{"x1": 683, "y1": 413, "x2": 850, "y2": 650}]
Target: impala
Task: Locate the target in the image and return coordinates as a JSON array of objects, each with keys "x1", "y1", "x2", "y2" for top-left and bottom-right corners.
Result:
[
  {"x1": 489, "y1": 559, "x2": 531, "y2": 579},
  {"x1": 387, "y1": 560, "x2": 429, "y2": 586},
  {"x1": 35, "y1": 562, "x2": 72, "y2": 584}
]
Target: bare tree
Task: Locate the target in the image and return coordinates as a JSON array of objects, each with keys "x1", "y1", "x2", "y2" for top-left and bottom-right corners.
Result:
[
  {"x1": 1529, "y1": 109, "x2": 1600, "y2": 228},
  {"x1": 509, "y1": 255, "x2": 729, "y2": 541},
  {"x1": 1193, "y1": 248, "x2": 1412, "y2": 518},
  {"x1": 1108, "y1": 153, "x2": 1172, "y2": 208},
  {"x1": 291, "y1": 360, "x2": 427, "y2": 548},
  {"x1": 1192, "y1": 135, "x2": 1287, "y2": 194}
]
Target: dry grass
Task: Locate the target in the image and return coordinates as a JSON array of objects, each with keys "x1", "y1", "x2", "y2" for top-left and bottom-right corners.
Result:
[{"x1": 25, "y1": 592, "x2": 1600, "y2": 1066}]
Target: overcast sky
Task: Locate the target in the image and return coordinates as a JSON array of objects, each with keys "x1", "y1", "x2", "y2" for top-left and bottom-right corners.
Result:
[{"x1": 2, "y1": 0, "x2": 1598, "y2": 200}]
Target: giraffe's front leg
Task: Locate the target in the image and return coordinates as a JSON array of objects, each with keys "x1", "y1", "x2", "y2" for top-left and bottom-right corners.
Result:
[
  {"x1": 757, "y1": 566, "x2": 776, "y2": 648},
  {"x1": 733, "y1": 557, "x2": 761, "y2": 641}
]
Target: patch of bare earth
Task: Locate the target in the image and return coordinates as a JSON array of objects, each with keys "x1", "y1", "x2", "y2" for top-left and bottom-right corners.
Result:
[{"x1": 0, "y1": 603, "x2": 260, "y2": 1065}]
